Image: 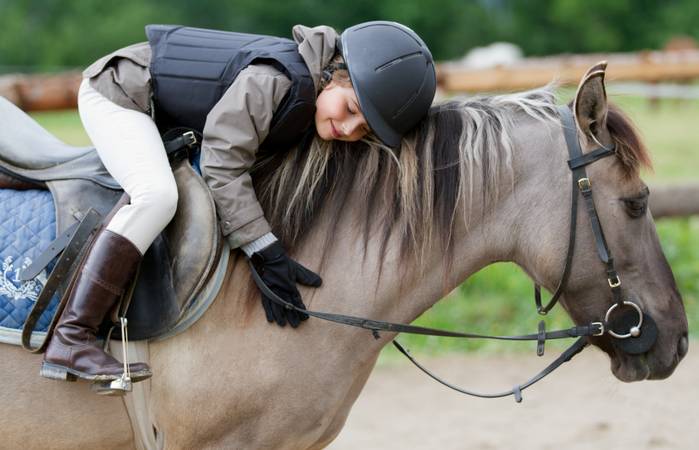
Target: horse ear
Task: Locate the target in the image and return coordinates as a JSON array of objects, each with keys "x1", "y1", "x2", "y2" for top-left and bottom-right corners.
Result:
[{"x1": 573, "y1": 61, "x2": 608, "y2": 144}]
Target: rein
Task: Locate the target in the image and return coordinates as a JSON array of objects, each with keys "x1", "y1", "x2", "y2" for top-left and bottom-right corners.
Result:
[{"x1": 248, "y1": 105, "x2": 654, "y2": 403}]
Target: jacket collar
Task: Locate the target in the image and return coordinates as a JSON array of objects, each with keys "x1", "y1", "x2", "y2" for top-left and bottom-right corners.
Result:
[{"x1": 293, "y1": 25, "x2": 339, "y2": 93}]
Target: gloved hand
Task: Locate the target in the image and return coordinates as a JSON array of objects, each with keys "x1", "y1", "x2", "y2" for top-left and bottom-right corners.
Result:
[{"x1": 249, "y1": 241, "x2": 322, "y2": 327}]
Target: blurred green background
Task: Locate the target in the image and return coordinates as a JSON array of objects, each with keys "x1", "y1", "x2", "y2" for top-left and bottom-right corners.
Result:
[
  {"x1": 9, "y1": 0, "x2": 698, "y2": 358},
  {"x1": 2, "y1": 0, "x2": 699, "y2": 72}
]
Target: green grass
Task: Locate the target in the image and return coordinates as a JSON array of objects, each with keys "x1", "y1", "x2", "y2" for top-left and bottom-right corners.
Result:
[
  {"x1": 610, "y1": 94, "x2": 699, "y2": 183},
  {"x1": 30, "y1": 109, "x2": 91, "y2": 146},
  {"x1": 29, "y1": 96, "x2": 699, "y2": 357}
]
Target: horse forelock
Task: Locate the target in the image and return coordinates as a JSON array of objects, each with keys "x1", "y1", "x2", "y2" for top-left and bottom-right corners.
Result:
[{"x1": 252, "y1": 86, "x2": 560, "y2": 271}]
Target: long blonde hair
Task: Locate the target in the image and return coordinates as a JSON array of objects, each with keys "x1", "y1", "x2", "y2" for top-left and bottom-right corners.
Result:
[{"x1": 250, "y1": 86, "x2": 652, "y2": 281}]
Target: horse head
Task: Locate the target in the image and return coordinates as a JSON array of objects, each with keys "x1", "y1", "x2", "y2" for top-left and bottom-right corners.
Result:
[{"x1": 511, "y1": 63, "x2": 688, "y2": 382}]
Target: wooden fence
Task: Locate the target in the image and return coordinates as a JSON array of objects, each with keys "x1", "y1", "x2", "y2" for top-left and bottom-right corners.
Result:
[
  {"x1": 438, "y1": 49, "x2": 699, "y2": 92},
  {"x1": 0, "y1": 71, "x2": 82, "y2": 111},
  {"x1": 649, "y1": 184, "x2": 699, "y2": 219}
]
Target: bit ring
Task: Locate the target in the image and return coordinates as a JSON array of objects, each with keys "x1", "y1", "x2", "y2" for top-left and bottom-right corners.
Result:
[{"x1": 605, "y1": 301, "x2": 643, "y2": 339}]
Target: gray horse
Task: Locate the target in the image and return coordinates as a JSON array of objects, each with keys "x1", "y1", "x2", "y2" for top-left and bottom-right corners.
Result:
[{"x1": 0, "y1": 63, "x2": 687, "y2": 449}]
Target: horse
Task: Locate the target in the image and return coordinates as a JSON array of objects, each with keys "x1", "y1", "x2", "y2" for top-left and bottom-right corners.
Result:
[{"x1": 0, "y1": 63, "x2": 688, "y2": 449}]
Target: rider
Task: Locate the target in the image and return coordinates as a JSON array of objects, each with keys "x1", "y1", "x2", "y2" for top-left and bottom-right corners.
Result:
[{"x1": 41, "y1": 21, "x2": 436, "y2": 384}]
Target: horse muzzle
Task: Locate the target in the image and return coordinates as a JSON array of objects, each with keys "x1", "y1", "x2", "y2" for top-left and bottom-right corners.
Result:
[
  {"x1": 607, "y1": 302, "x2": 658, "y2": 356},
  {"x1": 604, "y1": 302, "x2": 687, "y2": 381}
]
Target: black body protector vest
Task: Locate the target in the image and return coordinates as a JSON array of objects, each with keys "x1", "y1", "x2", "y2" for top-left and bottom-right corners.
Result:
[{"x1": 146, "y1": 25, "x2": 317, "y2": 150}]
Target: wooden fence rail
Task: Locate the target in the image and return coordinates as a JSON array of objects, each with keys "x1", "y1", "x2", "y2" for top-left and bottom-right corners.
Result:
[
  {"x1": 649, "y1": 184, "x2": 699, "y2": 219},
  {"x1": 439, "y1": 49, "x2": 699, "y2": 92},
  {"x1": 0, "y1": 71, "x2": 82, "y2": 111}
]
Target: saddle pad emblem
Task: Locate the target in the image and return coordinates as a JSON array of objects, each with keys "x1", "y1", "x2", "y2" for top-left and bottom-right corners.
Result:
[
  {"x1": 0, "y1": 188, "x2": 59, "y2": 341},
  {"x1": 0, "y1": 255, "x2": 45, "y2": 302}
]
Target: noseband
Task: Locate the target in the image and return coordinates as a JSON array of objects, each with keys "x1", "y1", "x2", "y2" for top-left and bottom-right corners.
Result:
[{"x1": 248, "y1": 104, "x2": 656, "y2": 403}]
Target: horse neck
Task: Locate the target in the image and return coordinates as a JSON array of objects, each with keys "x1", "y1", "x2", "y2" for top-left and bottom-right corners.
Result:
[
  {"x1": 208, "y1": 110, "x2": 562, "y2": 338},
  {"x1": 297, "y1": 114, "x2": 566, "y2": 326},
  {"x1": 294, "y1": 170, "x2": 515, "y2": 327}
]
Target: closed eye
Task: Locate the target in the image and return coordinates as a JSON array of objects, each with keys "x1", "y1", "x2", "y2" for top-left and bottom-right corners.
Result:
[{"x1": 621, "y1": 186, "x2": 649, "y2": 218}]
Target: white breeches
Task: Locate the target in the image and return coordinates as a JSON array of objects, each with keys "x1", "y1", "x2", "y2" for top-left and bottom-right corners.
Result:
[{"x1": 77, "y1": 79, "x2": 178, "y2": 254}]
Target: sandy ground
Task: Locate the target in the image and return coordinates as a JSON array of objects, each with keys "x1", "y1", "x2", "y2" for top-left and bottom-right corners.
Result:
[{"x1": 328, "y1": 347, "x2": 698, "y2": 450}]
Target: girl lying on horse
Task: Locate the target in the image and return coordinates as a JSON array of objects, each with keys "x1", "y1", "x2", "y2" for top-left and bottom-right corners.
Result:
[{"x1": 40, "y1": 21, "x2": 436, "y2": 386}]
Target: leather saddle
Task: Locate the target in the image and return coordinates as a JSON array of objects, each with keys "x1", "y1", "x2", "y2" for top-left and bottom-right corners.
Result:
[{"x1": 0, "y1": 96, "x2": 223, "y2": 341}]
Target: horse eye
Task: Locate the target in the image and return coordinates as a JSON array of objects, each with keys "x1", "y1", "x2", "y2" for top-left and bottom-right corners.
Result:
[
  {"x1": 624, "y1": 199, "x2": 647, "y2": 218},
  {"x1": 622, "y1": 188, "x2": 649, "y2": 218}
]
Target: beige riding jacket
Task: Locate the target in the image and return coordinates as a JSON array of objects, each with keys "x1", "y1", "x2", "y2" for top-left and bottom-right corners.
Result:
[{"x1": 82, "y1": 25, "x2": 338, "y2": 248}]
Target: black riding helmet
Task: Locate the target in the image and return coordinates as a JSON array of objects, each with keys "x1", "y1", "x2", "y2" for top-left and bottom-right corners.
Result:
[{"x1": 339, "y1": 21, "x2": 437, "y2": 149}]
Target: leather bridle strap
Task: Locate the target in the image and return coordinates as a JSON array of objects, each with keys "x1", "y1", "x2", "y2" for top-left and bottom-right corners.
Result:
[
  {"x1": 533, "y1": 165, "x2": 579, "y2": 314},
  {"x1": 393, "y1": 337, "x2": 588, "y2": 402},
  {"x1": 559, "y1": 105, "x2": 623, "y2": 307},
  {"x1": 248, "y1": 260, "x2": 602, "y2": 343},
  {"x1": 535, "y1": 105, "x2": 617, "y2": 314}
]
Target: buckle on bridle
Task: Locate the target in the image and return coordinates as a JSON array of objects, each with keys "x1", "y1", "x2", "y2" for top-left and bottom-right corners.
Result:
[
  {"x1": 591, "y1": 322, "x2": 605, "y2": 336},
  {"x1": 577, "y1": 177, "x2": 591, "y2": 191},
  {"x1": 608, "y1": 275, "x2": 621, "y2": 288}
]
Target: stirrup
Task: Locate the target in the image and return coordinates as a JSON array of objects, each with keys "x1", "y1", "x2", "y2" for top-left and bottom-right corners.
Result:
[
  {"x1": 91, "y1": 375, "x2": 132, "y2": 396},
  {"x1": 92, "y1": 317, "x2": 132, "y2": 396}
]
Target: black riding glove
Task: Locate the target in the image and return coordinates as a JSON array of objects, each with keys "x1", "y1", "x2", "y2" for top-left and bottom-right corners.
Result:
[{"x1": 249, "y1": 241, "x2": 322, "y2": 328}]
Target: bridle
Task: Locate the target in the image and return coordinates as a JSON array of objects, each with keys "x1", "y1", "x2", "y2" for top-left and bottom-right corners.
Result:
[
  {"x1": 541, "y1": 104, "x2": 655, "y2": 351},
  {"x1": 248, "y1": 104, "x2": 657, "y2": 403},
  {"x1": 535, "y1": 106, "x2": 622, "y2": 316}
]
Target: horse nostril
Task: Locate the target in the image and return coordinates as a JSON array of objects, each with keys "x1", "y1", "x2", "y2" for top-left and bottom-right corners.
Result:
[{"x1": 678, "y1": 333, "x2": 689, "y2": 359}]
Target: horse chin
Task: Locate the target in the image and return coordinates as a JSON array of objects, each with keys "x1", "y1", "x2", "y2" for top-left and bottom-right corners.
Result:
[
  {"x1": 609, "y1": 350, "x2": 681, "y2": 382},
  {"x1": 593, "y1": 339, "x2": 651, "y2": 382},
  {"x1": 610, "y1": 355, "x2": 650, "y2": 382},
  {"x1": 594, "y1": 333, "x2": 683, "y2": 382}
]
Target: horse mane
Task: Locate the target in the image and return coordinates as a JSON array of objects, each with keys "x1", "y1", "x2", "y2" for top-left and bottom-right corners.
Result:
[
  {"x1": 250, "y1": 87, "x2": 649, "y2": 272},
  {"x1": 251, "y1": 87, "x2": 559, "y2": 271}
]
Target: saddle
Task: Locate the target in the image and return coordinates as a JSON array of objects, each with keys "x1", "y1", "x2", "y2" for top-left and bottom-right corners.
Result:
[{"x1": 0, "y1": 96, "x2": 226, "y2": 343}]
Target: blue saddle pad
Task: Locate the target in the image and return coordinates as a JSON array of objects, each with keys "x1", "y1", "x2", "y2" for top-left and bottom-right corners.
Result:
[{"x1": 0, "y1": 188, "x2": 59, "y2": 345}]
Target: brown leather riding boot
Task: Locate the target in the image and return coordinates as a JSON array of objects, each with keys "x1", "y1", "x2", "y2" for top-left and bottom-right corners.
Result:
[{"x1": 41, "y1": 230, "x2": 152, "y2": 383}]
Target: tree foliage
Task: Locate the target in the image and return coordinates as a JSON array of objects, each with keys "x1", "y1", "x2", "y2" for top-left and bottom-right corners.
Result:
[{"x1": 1, "y1": 0, "x2": 697, "y2": 73}]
